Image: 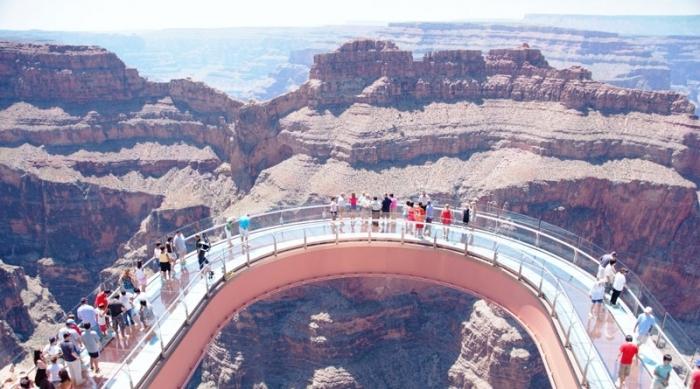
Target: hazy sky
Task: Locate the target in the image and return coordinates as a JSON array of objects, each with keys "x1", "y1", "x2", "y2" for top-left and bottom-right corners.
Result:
[{"x1": 0, "y1": 0, "x2": 698, "y2": 31}]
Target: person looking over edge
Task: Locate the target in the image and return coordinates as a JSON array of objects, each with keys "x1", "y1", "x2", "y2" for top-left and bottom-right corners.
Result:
[
  {"x1": 174, "y1": 231, "x2": 187, "y2": 263},
  {"x1": 370, "y1": 196, "x2": 381, "y2": 227},
  {"x1": 239, "y1": 213, "x2": 251, "y2": 250},
  {"x1": 76, "y1": 297, "x2": 98, "y2": 334},
  {"x1": 597, "y1": 251, "x2": 617, "y2": 280},
  {"x1": 381, "y1": 193, "x2": 391, "y2": 227},
  {"x1": 634, "y1": 306, "x2": 656, "y2": 346},
  {"x1": 616, "y1": 334, "x2": 638, "y2": 388},
  {"x1": 195, "y1": 234, "x2": 213, "y2": 279},
  {"x1": 337, "y1": 193, "x2": 346, "y2": 222},
  {"x1": 135, "y1": 260, "x2": 147, "y2": 293},
  {"x1": 80, "y1": 323, "x2": 100, "y2": 374},
  {"x1": 224, "y1": 216, "x2": 234, "y2": 248},
  {"x1": 59, "y1": 333, "x2": 82, "y2": 385},
  {"x1": 389, "y1": 193, "x2": 398, "y2": 221},
  {"x1": 610, "y1": 267, "x2": 627, "y2": 306},
  {"x1": 688, "y1": 359, "x2": 700, "y2": 389},
  {"x1": 425, "y1": 201, "x2": 434, "y2": 236},
  {"x1": 94, "y1": 288, "x2": 110, "y2": 311},
  {"x1": 158, "y1": 246, "x2": 172, "y2": 281},
  {"x1": 440, "y1": 204, "x2": 452, "y2": 238},
  {"x1": 329, "y1": 196, "x2": 338, "y2": 221}
]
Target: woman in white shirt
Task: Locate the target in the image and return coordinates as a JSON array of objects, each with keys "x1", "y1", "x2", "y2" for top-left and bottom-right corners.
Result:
[{"x1": 589, "y1": 278, "x2": 606, "y2": 317}]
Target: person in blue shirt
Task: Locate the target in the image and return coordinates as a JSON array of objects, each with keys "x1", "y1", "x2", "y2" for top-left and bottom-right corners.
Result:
[
  {"x1": 652, "y1": 354, "x2": 673, "y2": 388},
  {"x1": 633, "y1": 306, "x2": 656, "y2": 346},
  {"x1": 239, "y1": 213, "x2": 251, "y2": 250}
]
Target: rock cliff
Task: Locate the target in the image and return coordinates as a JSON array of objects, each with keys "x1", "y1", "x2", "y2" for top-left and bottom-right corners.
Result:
[
  {"x1": 306, "y1": 39, "x2": 694, "y2": 115},
  {"x1": 193, "y1": 277, "x2": 549, "y2": 389},
  {"x1": 0, "y1": 38, "x2": 699, "y2": 366}
]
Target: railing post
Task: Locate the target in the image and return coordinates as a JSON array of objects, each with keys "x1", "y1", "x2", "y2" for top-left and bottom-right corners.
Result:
[
  {"x1": 469, "y1": 229, "x2": 474, "y2": 245},
  {"x1": 551, "y1": 291, "x2": 559, "y2": 318},
  {"x1": 368, "y1": 226, "x2": 372, "y2": 243},
  {"x1": 222, "y1": 249, "x2": 228, "y2": 274},
  {"x1": 492, "y1": 242, "x2": 498, "y2": 266},
  {"x1": 273, "y1": 234, "x2": 278, "y2": 256},
  {"x1": 517, "y1": 261, "x2": 523, "y2": 280},
  {"x1": 127, "y1": 363, "x2": 135, "y2": 389},
  {"x1": 433, "y1": 234, "x2": 437, "y2": 248},
  {"x1": 535, "y1": 230, "x2": 540, "y2": 247},
  {"x1": 581, "y1": 346, "x2": 592, "y2": 388},
  {"x1": 537, "y1": 267, "x2": 545, "y2": 297},
  {"x1": 463, "y1": 235, "x2": 468, "y2": 256},
  {"x1": 656, "y1": 313, "x2": 668, "y2": 348},
  {"x1": 183, "y1": 300, "x2": 190, "y2": 320},
  {"x1": 246, "y1": 247, "x2": 251, "y2": 266},
  {"x1": 303, "y1": 229, "x2": 307, "y2": 249},
  {"x1": 565, "y1": 321, "x2": 573, "y2": 348},
  {"x1": 335, "y1": 227, "x2": 339, "y2": 245},
  {"x1": 401, "y1": 226, "x2": 405, "y2": 244},
  {"x1": 572, "y1": 249, "x2": 579, "y2": 265}
]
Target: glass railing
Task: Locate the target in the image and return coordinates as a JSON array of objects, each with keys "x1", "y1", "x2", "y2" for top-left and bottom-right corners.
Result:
[
  {"x1": 101, "y1": 210, "x2": 618, "y2": 388},
  {"x1": 6, "y1": 203, "x2": 695, "y2": 388}
]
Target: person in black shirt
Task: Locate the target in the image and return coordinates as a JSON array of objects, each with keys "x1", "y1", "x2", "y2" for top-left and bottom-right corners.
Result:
[
  {"x1": 195, "y1": 234, "x2": 214, "y2": 279},
  {"x1": 60, "y1": 333, "x2": 82, "y2": 385},
  {"x1": 107, "y1": 297, "x2": 126, "y2": 338}
]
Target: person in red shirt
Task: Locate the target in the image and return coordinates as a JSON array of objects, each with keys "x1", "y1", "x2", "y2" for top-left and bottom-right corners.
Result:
[
  {"x1": 414, "y1": 204, "x2": 425, "y2": 236},
  {"x1": 617, "y1": 335, "x2": 638, "y2": 387},
  {"x1": 690, "y1": 359, "x2": 700, "y2": 389},
  {"x1": 440, "y1": 204, "x2": 452, "y2": 239},
  {"x1": 94, "y1": 288, "x2": 110, "y2": 312}
]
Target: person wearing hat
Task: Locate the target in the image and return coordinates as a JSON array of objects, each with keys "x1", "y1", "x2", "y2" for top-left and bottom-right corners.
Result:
[
  {"x1": 634, "y1": 306, "x2": 656, "y2": 346},
  {"x1": 689, "y1": 359, "x2": 700, "y2": 389},
  {"x1": 57, "y1": 320, "x2": 82, "y2": 348}
]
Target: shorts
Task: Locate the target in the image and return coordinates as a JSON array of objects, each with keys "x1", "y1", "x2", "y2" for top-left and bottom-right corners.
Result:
[
  {"x1": 618, "y1": 363, "x2": 631, "y2": 378},
  {"x1": 159, "y1": 262, "x2": 171, "y2": 272},
  {"x1": 240, "y1": 228, "x2": 249, "y2": 238},
  {"x1": 426, "y1": 217, "x2": 433, "y2": 223},
  {"x1": 330, "y1": 211, "x2": 338, "y2": 220},
  {"x1": 637, "y1": 333, "x2": 650, "y2": 345},
  {"x1": 350, "y1": 204, "x2": 357, "y2": 210},
  {"x1": 88, "y1": 351, "x2": 99, "y2": 359},
  {"x1": 591, "y1": 299, "x2": 603, "y2": 304}
]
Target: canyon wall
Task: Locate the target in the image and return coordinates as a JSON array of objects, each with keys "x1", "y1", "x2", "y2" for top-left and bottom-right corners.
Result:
[
  {"x1": 0, "y1": 37, "x2": 699, "y2": 367},
  {"x1": 194, "y1": 277, "x2": 550, "y2": 389}
]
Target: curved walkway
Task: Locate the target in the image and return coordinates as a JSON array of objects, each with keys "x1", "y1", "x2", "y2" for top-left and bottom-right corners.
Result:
[{"x1": 91, "y1": 207, "x2": 689, "y2": 389}]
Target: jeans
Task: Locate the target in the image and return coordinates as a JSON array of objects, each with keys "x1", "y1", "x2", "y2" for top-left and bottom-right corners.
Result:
[{"x1": 611, "y1": 288, "x2": 623, "y2": 305}]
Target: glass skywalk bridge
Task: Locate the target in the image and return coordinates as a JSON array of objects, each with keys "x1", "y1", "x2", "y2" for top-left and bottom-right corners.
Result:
[{"x1": 86, "y1": 204, "x2": 696, "y2": 389}]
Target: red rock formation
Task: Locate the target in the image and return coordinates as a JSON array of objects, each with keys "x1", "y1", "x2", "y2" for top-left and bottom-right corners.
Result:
[
  {"x1": 307, "y1": 39, "x2": 695, "y2": 115},
  {"x1": 195, "y1": 277, "x2": 548, "y2": 389}
]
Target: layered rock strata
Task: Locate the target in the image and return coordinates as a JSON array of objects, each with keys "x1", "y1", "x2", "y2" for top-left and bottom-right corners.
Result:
[
  {"x1": 194, "y1": 277, "x2": 549, "y2": 389},
  {"x1": 0, "y1": 38, "x2": 699, "y2": 361}
]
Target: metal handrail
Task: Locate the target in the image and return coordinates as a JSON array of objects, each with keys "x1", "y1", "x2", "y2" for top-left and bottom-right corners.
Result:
[
  {"x1": 7, "y1": 202, "x2": 694, "y2": 386},
  {"x1": 103, "y1": 216, "x2": 616, "y2": 388}
]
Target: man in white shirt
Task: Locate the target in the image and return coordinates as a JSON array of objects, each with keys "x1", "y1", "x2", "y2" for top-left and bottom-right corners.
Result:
[
  {"x1": 418, "y1": 191, "x2": 431, "y2": 206},
  {"x1": 610, "y1": 268, "x2": 628, "y2": 306},
  {"x1": 173, "y1": 231, "x2": 188, "y2": 261},
  {"x1": 337, "y1": 193, "x2": 346, "y2": 222},
  {"x1": 76, "y1": 297, "x2": 99, "y2": 333}
]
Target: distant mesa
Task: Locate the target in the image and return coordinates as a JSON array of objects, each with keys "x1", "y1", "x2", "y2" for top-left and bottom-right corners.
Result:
[{"x1": 0, "y1": 39, "x2": 695, "y2": 117}]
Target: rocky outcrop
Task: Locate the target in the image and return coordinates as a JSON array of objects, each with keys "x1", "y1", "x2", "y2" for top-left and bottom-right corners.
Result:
[
  {"x1": 0, "y1": 42, "x2": 157, "y2": 103},
  {"x1": 307, "y1": 40, "x2": 695, "y2": 115},
  {"x1": 0, "y1": 260, "x2": 63, "y2": 367},
  {"x1": 194, "y1": 277, "x2": 548, "y2": 389}
]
